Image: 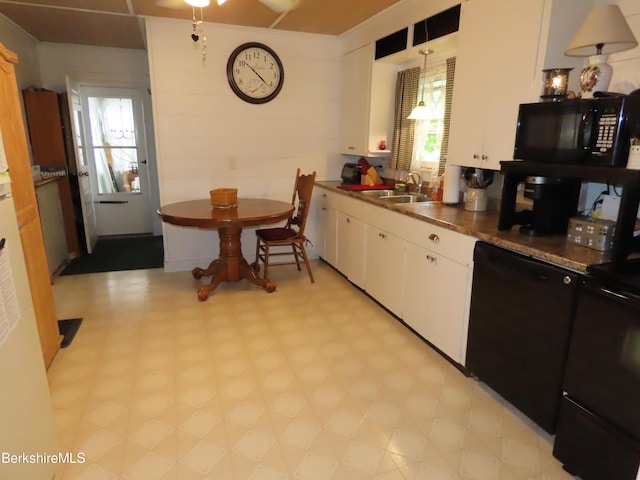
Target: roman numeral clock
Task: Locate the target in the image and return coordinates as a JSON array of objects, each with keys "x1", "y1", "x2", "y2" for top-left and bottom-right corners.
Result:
[{"x1": 226, "y1": 42, "x2": 284, "y2": 104}]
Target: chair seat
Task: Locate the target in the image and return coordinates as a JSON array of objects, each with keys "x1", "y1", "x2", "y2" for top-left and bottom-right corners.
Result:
[{"x1": 256, "y1": 227, "x2": 298, "y2": 242}]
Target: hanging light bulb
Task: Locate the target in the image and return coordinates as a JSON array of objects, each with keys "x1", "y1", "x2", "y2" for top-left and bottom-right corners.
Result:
[{"x1": 408, "y1": 49, "x2": 433, "y2": 120}]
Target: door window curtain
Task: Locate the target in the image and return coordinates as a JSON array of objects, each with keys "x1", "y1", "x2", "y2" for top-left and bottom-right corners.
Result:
[{"x1": 390, "y1": 67, "x2": 420, "y2": 171}]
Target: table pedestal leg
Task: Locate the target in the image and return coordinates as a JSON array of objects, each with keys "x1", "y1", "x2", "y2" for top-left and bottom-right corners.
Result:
[{"x1": 192, "y1": 226, "x2": 276, "y2": 300}]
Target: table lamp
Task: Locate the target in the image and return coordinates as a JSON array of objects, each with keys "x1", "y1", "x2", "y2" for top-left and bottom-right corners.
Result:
[{"x1": 565, "y1": 4, "x2": 637, "y2": 98}]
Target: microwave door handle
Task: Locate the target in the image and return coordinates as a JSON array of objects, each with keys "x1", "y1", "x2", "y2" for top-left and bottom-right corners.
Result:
[{"x1": 578, "y1": 107, "x2": 597, "y2": 153}]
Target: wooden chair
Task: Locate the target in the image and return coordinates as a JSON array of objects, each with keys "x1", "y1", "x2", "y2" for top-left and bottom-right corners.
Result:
[{"x1": 253, "y1": 169, "x2": 317, "y2": 283}]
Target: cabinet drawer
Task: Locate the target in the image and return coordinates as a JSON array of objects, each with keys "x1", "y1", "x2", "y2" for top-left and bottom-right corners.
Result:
[
  {"x1": 316, "y1": 190, "x2": 339, "y2": 209},
  {"x1": 402, "y1": 218, "x2": 476, "y2": 266}
]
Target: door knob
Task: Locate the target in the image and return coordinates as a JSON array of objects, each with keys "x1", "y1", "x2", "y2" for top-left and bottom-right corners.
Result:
[{"x1": 79, "y1": 171, "x2": 89, "y2": 177}]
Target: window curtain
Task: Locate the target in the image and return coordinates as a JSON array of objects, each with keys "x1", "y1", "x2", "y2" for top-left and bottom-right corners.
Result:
[
  {"x1": 390, "y1": 67, "x2": 420, "y2": 171},
  {"x1": 437, "y1": 56, "x2": 456, "y2": 175}
]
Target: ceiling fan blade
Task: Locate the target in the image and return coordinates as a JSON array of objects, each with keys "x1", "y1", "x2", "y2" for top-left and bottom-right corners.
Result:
[{"x1": 258, "y1": 0, "x2": 301, "y2": 13}]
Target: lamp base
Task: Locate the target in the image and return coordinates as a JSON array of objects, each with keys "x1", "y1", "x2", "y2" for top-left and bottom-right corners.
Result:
[{"x1": 579, "y1": 54, "x2": 612, "y2": 99}]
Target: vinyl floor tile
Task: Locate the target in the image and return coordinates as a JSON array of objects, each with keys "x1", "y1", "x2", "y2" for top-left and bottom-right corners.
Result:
[{"x1": 50, "y1": 262, "x2": 578, "y2": 480}]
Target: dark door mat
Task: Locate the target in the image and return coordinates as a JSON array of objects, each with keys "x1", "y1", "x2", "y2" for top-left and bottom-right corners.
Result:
[
  {"x1": 58, "y1": 318, "x2": 83, "y2": 348},
  {"x1": 60, "y1": 235, "x2": 164, "y2": 275}
]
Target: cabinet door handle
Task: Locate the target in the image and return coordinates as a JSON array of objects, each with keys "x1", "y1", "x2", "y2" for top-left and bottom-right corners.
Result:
[
  {"x1": 563, "y1": 276, "x2": 572, "y2": 285},
  {"x1": 321, "y1": 207, "x2": 327, "y2": 211},
  {"x1": 425, "y1": 254, "x2": 437, "y2": 263},
  {"x1": 473, "y1": 154, "x2": 480, "y2": 159},
  {"x1": 346, "y1": 217, "x2": 351, "y2": 224},
  {"x1": 428, "y1": 233, "x2": 440, "y2": 244},
  {"x1": 481, "y1": 154, "x2": 488, "y2": 161},
  {"x1": 322, "y1": 193, "x2": 327, "y2": 199},
  {"x1": 379, "y1": 232, "x2": 386, "y2": 239}
]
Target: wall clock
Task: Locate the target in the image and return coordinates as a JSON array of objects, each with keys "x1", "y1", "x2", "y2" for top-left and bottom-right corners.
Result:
[{"x1": 226, "y1": 42, "x2": 284, "y2": 104}]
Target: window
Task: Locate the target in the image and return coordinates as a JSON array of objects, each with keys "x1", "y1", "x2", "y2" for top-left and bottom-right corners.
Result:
[
  {"x1": 390, "y1": 57, "x2": 456, "y2": 176},
  {"x1": 411, "y1": 61, "x2": 447, "y2": 168}
]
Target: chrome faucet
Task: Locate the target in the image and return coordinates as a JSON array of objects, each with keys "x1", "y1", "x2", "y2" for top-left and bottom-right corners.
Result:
[{"x1": 408, "y1": 171, "x2": 422, "y2": 193}]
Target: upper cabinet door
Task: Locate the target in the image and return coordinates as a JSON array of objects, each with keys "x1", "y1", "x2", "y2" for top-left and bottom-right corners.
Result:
[
  {"x1": 447, "y1": 0, "x2": 545, "y2": 170},
  {"x1": 340, "y1": 44, "x2": 373, "y2": 156}
]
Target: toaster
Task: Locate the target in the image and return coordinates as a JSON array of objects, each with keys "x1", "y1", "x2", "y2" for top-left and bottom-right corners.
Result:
[{"x1": 341, "y1": 163, "x2": 361, "y2": 184}]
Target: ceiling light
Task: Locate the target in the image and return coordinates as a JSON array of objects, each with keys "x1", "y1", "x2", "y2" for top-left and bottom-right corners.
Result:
[
  {"x1": 217, "y1": 0, "x2": 227, "y2": 4},
  {"x1": 184, "y1": 0, "x2": 210, "y2": 6},
  {"x1": 408, "y1": 49, "x2": 433, "y2": 120},
  {"x1": 259, "y1": 0, "x2": 301, "y2": 13}
]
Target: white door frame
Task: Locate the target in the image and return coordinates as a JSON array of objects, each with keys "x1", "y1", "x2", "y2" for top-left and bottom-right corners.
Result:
[
  {"x1": 79, "y1": 85, "x2": 152, "y2": 236},
  {"x1": 64, "y1": 73, "x2": 161, "y2": 242}
]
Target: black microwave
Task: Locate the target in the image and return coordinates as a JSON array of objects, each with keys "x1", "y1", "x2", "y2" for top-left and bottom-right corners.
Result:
[{"x1": 513, "y1": 95, "x2": 640, "y2": 167}]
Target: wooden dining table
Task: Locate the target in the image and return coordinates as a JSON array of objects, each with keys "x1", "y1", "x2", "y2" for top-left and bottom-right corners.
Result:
[{"x1": 159, "y1": 198, "x2": 294, "y2": 301}]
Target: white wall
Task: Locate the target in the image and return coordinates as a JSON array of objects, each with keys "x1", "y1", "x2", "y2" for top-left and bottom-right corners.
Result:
[
  {"x1": 0, "y1": 15, "x2": 40, "y2": 89},
  {"x1": 37, "y1": 43, "x2": 150, "y2": 92},
  {"x1": 600, "y1": 0, "x2": 640, "y2": 94},
  {"x1": 146, "y1": 18, "x2": 342, "y2": 272}
]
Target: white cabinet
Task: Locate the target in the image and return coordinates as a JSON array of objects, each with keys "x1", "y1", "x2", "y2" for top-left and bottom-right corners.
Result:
[
  {"x1": 447, "y1": 0, "x2": 544, "y2": 170},
  {"x1": 315, "y1": 191, "x2": 338, "y2": 267},
  {"x1": 35, "y1": 179, "x2": 69, "y2": 278},
  {"x1": 447, "y1": 0, "x2": 592, "y2": 170},
  {"x1": 337, "y1": 212, "x2": 366, "y2": 288},
  {"x1": 323, "y1": 207, "x2": 338, "y2": 268},
  {"x1": 403, "y1": 241, "x2": 471, "y2": 364},
  {"x1": 340, "y1": 44, "x2": 397, "y2": 156},
  {"x1": 365, "y1": 225, "x2": 405, "y2": 316}
]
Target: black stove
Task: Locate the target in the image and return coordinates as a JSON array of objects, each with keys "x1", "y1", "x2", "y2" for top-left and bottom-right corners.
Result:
[{"x1": 587, "y1": 258, "x2": 640, "y2": 295}]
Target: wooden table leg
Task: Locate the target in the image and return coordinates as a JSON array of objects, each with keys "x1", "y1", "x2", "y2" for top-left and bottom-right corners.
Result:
[{"x1": 192, "y1": 226, "x2": 277, "y2": 301}]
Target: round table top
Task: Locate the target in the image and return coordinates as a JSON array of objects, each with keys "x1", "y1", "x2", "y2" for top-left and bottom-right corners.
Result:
[{"x1": 158, "y1": 198, "x2": 294, "y2": 229}]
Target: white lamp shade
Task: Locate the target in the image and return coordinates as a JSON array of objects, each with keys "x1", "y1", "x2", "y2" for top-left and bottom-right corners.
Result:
[
  {"x1": 566, "y1": 4, "x2": 638, "y2": 56},
  {"x1": 185, "y1": 0, "x2": 211, "y2": 7},
  {"x1": 407, "y1": 102, "x2": 429, "y2": 120}
]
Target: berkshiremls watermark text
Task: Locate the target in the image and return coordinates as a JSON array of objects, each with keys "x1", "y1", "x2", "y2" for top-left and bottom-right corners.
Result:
[{"x1": 2, "y1": 451, "x2": 86, "y2": 464}]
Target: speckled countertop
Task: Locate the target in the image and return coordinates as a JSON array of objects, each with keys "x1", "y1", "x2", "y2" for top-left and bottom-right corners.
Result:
[{"x1": 316, "y1": 181, "x2": 612, "y2": 272}]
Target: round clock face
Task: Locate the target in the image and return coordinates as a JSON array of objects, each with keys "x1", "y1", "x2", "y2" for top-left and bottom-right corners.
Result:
[{"x1": 226, "y1": 42, "x2": 284, "y2": 104}]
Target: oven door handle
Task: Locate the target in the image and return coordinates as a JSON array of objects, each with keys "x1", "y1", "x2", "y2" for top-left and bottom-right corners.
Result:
[{"x1": 588, "y1": 282, "x2": 640, "y2": 309}]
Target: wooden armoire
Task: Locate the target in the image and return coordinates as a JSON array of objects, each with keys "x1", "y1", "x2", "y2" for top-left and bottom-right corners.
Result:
[{"x1": 0, "y1": 44, "x2": 61, "y2": 368}]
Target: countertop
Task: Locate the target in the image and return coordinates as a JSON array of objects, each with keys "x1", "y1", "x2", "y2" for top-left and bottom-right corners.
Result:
[{"x1": 316, "y1": 181, "x2": 612, "y2": 272}]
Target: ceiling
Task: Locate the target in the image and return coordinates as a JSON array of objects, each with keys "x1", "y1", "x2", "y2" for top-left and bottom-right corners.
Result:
[{"x1": 0, "y1": 0, "x2": 404, "y2": 50}]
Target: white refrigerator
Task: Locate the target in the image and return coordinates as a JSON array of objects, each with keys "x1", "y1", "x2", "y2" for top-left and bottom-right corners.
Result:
[{"x1": 0, "y1": 176, "x2": 58, "y2": 479}]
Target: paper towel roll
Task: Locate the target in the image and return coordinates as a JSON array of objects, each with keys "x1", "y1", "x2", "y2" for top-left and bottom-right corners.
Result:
[{"x1": 442, "y1": 164, "x2": 461, "y2": 204}]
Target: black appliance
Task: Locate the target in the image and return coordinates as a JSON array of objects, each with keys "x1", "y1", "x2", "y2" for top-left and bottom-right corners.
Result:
[
  {"x1": 341, "y1": 163, "x2": 360, "y2": 184},
  {"x1": 553, "y1": 269, "x2": 640, "y2": 480},
  {"x1": 498, "y1": 171, "x2": 581, "y2": 236},
  {"x1": 466, "y1": 242, "x2": 579, "y2": 433},
  {"x1": 514, "y1": 94, "x2": 640, "y2": 167}
]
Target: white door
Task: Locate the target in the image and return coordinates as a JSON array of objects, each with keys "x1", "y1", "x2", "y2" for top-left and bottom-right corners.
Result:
[
  {"x1": 65, "y1": 78, "x2": 98, "y2": 253},
  {"x1": 79, "y1": 86, "x2": 152, "y2": 236}
]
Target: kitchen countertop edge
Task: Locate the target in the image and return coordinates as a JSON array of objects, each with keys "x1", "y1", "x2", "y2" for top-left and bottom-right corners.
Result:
[{"x1": 316, "y1": 181, "x2": 612, "y2": 272}]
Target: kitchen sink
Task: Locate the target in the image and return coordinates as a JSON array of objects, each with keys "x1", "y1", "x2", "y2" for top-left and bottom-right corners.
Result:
[
  {"x1": 377, "y1": 193, "x2": 435, "y2": 204},
  {"x1": 356, "y1": 189, "x2": 395, "y2": 197}
]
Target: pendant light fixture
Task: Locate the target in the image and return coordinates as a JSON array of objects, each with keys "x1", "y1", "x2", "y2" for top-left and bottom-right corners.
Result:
[{"x1": 408, "y1": 49, "x2": 433, "y2": 120}]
